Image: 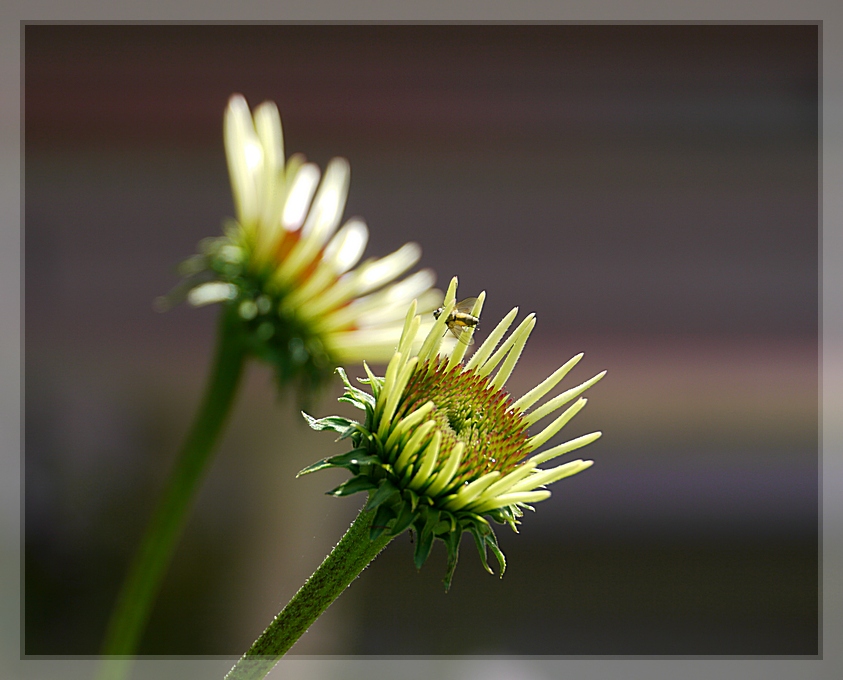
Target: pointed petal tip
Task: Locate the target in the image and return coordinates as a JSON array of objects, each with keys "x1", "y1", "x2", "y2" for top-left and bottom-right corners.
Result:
[
  {"x1": 227, "y1": 92, "x2": 248, "y2": 108},
  {"x1": 254, "y1": 98, "x2": 280, "y2": 119}
]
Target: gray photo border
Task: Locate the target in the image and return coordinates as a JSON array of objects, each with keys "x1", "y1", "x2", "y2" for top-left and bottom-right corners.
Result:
[{"x1": 4, "y1": 2, "x2": 839, "y2": 679}]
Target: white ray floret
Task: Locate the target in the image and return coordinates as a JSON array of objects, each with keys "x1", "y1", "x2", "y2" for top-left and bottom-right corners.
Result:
[{"x1": 183, "y1": 93, "x2": 443, "y2": 373}]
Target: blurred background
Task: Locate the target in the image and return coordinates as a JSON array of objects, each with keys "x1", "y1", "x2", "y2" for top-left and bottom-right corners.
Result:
[{"x1": 24, "y1": 24, "x2": 818, "y2": 656}]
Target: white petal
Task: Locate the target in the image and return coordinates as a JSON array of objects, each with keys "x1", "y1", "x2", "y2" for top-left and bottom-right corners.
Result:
[
  {"x1": 353, "y1": 290, "x2": 441, "y2": 330},
  {"x1": 187, "y1": 282, "x2": 237, "y2": 306},
  {"x1": 301, "y1": 157, "x2": 350, "y2": 243},
  {"x1": 384, "y1": 399, "x2": 434, "y2": 457},
  {"x1": 511, "y1": 353, "x2": 584, "y2": 412},
  {"x1": 282, "y1": 163, "x2": 321, "y2": 232},
  {"x1": 325, "y1": 325, "x2": 407, "y2": 363},
  {"x1": 442, "y1": 471, "x2": 501, "y2": 511},
  {"x1": 408, "y1": 430, "x2": 442, "y2": 491},
  {"x1": 322, "y1": 219, "x2": 369, "y2": 274},
  {"x1": 489, "y1": 315, "x2": 536, "y2": 390},
  {"x1": 468, "y1": 490, "x2": 552, "y2": 513},
  {"x1": 355, "y1": 242, "x2": 422, "y2": 296},
  {"x1": 394, "y1": 420, "x2": 437, "y2": 473},
  {"x1": 253, "y1": 101, "x2": 284, "y2": 176},
  {"x1": 507, "y1": 459, "x2": 594, "y2": 494},
  {"x1": 378, "y1": 356, "x2": 419, "y2": 440},
  {"x1": 529, "y1": 432, "x2": 603, "y2": 466},
  {"x1": 526, "y1": 397, "x2": 588, "y2": 452},
  {"x1": 297, "y1": 243, "x2": 423, "y2": 322},
  {"x1": 276, "y1": 158, "x2": 351, "y2": 285},
  {"x1": 464, "y1": 307, "x2": 519, "y2": 372},
  {"x1": 314, "y1": 270, "x2": 438, "y2": 332},
  {"x1": 524, "y1": 371, "x2": 607, "y2": 426},
  {"x1": 424, "y1": 441, "x2": 464, "y2": 498},
  {"x1": 253, "y1": 101, "x2": 287, "y2": 249},
  {"x1": 373, "y1": 268, "x2": 437, "y2": 306},
  {"x1": 224, "y1": 95, "x2": 262, "y2": 226},
  {"x1": 476, "y1": 313, "x2": 535, "y2": 379}
]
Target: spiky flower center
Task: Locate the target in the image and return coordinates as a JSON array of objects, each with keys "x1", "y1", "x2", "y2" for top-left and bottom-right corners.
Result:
[{"x1": 396, "y1": 358, "x2": 529, "y2": 485}]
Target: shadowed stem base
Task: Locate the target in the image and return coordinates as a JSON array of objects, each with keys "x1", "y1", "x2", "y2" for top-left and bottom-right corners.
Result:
[
  {"x1": 225, "y1": 506, "x2": 393, "y2": 680},
  {"x1": 97, "y1": 305, "x2": 248, "y2": 680}
]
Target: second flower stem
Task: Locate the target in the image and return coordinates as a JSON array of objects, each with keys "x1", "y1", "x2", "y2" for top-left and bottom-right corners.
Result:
[
  {"x1": 99, "y1": 304, "x2": 248, "y2": 675},
  {"x1": 225, "y1": 506, "x2": 394, "y2": 680}
]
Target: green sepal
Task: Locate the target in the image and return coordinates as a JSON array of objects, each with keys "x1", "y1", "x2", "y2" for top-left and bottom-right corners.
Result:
[
  {"x1": 338, "y1": 394, "x2": 367, "y2": 411},
  {"x1": 220, "y1": 218, "x2": 240, "y2": 240},
  {"x1": 433, "y1": 519, "x2": 452, "y2": 534},
  {"x1": 177, "y1": 253, "x2": 211, "y2": 276},
  {"x1": 301, "y1": 412, "x2": 354, "y2": 433},
  {"x1": 296, "y1": 448, "x2": 378, "y2": 477},
  {"x1": 158, "y1": 268, "x2": 216, "y2": 310},
  {"x1": 412, "y1": 508, "x2": 441, "y2": 570},
  {"x1": 467, "y1": 521, "x2": 506, "y2": 577},
  {"x1": 436, "y1": 511, "x2": 458, "y2": 535},
  {"x1": 364, "y1": 479, "x2": 399, "y2": 513},
  {"x1": 468, "y1": 522, "x2": 494, "y2": 575},
  {"x1": 488, "y1": 504, "x2": 523, "y2": 532},
  {"x1": 370, "y1": 504, "x2": 397, "y2": 540},
  {"x1": 337, "y1": 423, "x2": 362, "y2": 441},
  {"x1": 326, "y1": 475, "x2": 378, "y2": 497},
  {"x1": 369, "y1": 433, "x2": 386, "y2": 459},
  {"x1": 336, "y1": 367, "x2": 376, "y2": 409},
  {"x1": 389, "y1": 501, "x2": 418, "y2": 537},
  {"x1": 404, "y1": 488, "x2": 420, "y2": 512},
  {"x1": 485, "y1": 531, "x2": 507, "y2": 577},
  {"x1": 413, "y1": 525, "x2": 436, "y2": 571},
  {"x1": 471, "y1": 513, "x2": 491, "y2": 528},
  {"x1": 296, "y1": 458, "x2": 335, "y2": 477},
  {"x1": 359, "y1": 363, "x2": 384, "y2": 400},
  {"x1": 352, "y1": 429, "x2": 373, "y2": 451},
  {"x1": 441, "y1": 530, "x2": 461, "y2": 591},
  {"x1": 328, "y1": 448, "x2": 380, "y2": 471}
]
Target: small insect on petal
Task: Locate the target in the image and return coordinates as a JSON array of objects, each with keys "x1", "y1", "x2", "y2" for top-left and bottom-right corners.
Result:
[{"x1": 433, "y1": 297, "x2": 480, "y2": 346}]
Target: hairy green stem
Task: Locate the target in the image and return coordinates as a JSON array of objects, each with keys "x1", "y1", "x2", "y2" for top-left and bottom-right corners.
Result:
[
  {"x1": 225, "y1": 506, "x2": 394, "y2": 680},
  {"x1": 98, "y1": 305, "x2": 248, "y2": 678}
]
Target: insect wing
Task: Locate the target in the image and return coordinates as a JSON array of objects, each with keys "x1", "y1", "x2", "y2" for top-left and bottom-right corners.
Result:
[
  {"x1": 448, "y1": 323, "x2": 475, "y2": 346},
  {"x1": 454, "y1": 297, "x2": 478, "y2": 314},
  {"x1": 449, "y1": 297, "x2": 479, "y2": 345}
]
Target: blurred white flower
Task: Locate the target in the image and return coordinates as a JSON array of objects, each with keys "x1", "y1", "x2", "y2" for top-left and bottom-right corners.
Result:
[{"x1": 167, "y1": 94, "x2": 441, "y2": 390}]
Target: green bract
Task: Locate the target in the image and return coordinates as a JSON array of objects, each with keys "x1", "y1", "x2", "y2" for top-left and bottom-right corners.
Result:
[{"x1": 300, "y1": 277, "x2": 605, "y2": 589}]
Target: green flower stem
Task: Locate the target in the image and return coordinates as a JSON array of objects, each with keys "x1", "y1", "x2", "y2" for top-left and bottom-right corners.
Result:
[
  {"x1": 99, "y1": 304, "x2": 248, "y2": 676},
  {"x1": 225, "y1": 505, "x2": 394, "y2": 680}
]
